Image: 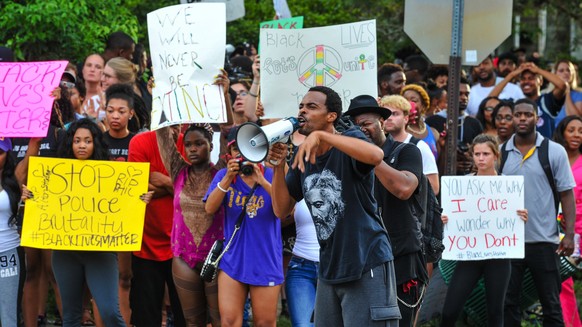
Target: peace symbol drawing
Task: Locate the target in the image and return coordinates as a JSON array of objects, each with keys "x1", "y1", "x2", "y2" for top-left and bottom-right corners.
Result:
[{"x1": 297, "y1": 45, "x2": 343, "y2": 87}]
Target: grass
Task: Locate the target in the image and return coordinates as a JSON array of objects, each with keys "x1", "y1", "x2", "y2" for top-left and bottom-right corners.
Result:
[
  {"x1": 42, "y1": 270, "x2": 581, "y2": 326},
  {"x1": 417, "y1": 269, "x2": 582, "y2": 326}
]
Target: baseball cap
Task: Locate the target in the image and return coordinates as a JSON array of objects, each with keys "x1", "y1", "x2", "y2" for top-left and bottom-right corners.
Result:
[
  {"x1": 62, "y1": 70, "x2": 77, "y2": 83},
  {"x1": 0, "y1": 137, "x2": 13, "y2": 152}
]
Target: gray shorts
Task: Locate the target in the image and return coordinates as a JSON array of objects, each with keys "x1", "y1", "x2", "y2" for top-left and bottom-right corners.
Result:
[
  {"x1": 0, "y1": 247, "x2": 21, "y2": 327},
  {"x1": 314, "y1": 261, "x2": 401, "y2": 326}
]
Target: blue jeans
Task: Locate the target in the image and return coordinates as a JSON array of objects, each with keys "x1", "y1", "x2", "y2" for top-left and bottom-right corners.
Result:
[
  {"x1": 285, "y1": 256, "x2": 318, "y2": 327},
  {"x1": 53, "y1": 251, "x2": 125, "y2": 327}
]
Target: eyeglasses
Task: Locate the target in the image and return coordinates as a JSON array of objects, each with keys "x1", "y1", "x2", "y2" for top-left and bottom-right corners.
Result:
[
  {"x1": 236, "y1": 91, "x2": 248, "y2": 97},
  {"x1": 484, "y1": 107, "x2": 495, "y2": 112},
  {"x1": 60, "y1": 81, "x2": 75, "y2": 89},
  {"x1": 495, "y1": 115, "x2": 513, "y2": 122}
]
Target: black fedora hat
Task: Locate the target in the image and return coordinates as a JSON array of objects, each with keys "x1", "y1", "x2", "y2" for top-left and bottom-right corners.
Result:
[{"x1": 344, "y1": 95, "x2": 391, "y2": 119}]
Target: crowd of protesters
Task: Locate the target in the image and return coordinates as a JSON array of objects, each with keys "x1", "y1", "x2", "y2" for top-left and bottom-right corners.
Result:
[{"x1": 1, "y1": 22, "x2": 581, "y2": 327}]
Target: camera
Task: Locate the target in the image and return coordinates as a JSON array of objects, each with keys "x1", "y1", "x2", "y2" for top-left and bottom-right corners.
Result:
[
  {"x1": 457, "y1": 143, "x2": 469, "y2": 153},
  {"x1": 200, "y1": 239, "x2": 224, "y2": 282},
  {"x1": 237, "y1": 159, "x2": 254, "y2": 176}
]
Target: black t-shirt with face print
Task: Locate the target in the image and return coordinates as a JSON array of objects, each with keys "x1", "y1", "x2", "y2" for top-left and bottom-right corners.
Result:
[{"x1": 286, "y1": 127, "x2": 393, "y2": 284}]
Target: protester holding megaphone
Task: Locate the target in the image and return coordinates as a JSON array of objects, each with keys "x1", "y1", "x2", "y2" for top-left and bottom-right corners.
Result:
[
  {"x1": 236, "y1": 117, "x2": 300, "y2": 163},
  {"x1": 204, "y1": 126, "x2": 284, "y2": 327}
]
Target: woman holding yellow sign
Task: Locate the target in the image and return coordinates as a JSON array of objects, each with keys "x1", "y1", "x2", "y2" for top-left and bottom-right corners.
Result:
[{"x1": 21, "y1": 119, "x2": 152, "y2": 327}]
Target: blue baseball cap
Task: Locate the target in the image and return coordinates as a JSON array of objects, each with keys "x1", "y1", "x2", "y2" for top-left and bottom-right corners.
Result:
[{"x1": 0, "y1": 137, "x2": 12, "y2": 152}]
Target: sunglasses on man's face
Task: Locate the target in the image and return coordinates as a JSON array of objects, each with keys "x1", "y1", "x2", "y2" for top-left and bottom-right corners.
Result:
[{"x1": 60, "y1": 81, "x2": 75, "y2": 89}]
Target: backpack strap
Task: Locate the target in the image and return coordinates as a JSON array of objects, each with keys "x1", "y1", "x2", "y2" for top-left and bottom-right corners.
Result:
[
  {"x1": 386, "y1": 142, "x2": 408, "y2": 167},
  {"x1": 538, "y1": 137, "x2": 559, "y2": 215},
  {"x1": 409, "y1": 136, "x2": 421, "y2": 146}
]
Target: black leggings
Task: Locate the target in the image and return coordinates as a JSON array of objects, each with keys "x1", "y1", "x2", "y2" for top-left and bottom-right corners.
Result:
[{"x1": 441, "y1": 259, "x2": 510, "y2": 327}]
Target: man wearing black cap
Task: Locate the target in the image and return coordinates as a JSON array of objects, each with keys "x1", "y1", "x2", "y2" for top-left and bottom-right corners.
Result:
[
  {"x1": 346, "y1": 95, "x2": 427, "y2": 326},
  {"x1": 269, "y1": 87, "x2": 400, "y2": 326},
  {"x1": 497, "y1": 51, "x2": 519, "y2": 79}
]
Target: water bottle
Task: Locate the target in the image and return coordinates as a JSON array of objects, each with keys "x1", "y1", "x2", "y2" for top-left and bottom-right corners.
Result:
[{"x1": 572, "y1": 233, "x2": 580, "y2": 258}]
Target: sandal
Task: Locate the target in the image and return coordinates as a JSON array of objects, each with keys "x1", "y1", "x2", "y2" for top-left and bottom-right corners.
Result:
[
  {"x1": 82, "y1": 308, "x2": 95, "y2": 326},
  {"x1": 81, "y1": 319, "x2": 95, "y2": 326}
]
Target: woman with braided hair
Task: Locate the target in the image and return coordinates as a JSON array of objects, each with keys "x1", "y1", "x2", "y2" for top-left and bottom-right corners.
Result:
[{"x1": 155, "y1": 69, "x2": 233, "y2": 326}]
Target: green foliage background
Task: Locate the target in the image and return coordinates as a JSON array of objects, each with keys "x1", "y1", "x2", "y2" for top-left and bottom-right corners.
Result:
[
  {"x1": 0, "y1": 0, "x2": 140, "y2": 62},
  {"x1": 0, "y1": 0, "x2": 580, "y2": 64},
  {"x1": 0, "y1": 0, "x2": 410, "y2": 64}
]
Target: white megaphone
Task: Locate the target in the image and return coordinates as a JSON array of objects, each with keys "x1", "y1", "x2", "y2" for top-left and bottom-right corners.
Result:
[{"x1": 236, "y1": 117, "x2": 300, "y2": 163}]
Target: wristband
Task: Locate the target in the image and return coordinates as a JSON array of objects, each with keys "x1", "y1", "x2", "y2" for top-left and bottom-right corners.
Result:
[
  {"x1": 249, "y1": 91, "x2": 258, "y2": 97},
  {"x1": 217, "y1": 183, "x2": 228, "y2": 193}
]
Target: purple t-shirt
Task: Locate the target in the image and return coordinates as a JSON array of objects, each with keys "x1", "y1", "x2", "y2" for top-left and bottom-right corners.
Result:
[{"x1": 205, "y1": 167, "x2": 284, "y2": 286}]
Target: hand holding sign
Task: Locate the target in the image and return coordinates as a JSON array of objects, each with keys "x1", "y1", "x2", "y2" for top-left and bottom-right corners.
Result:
[
  {"x1": 21, "y1": 157, "x2": 150, "y2": 251},
  {"x1": 441, "y1": 176, "x2": 525, "y2": 260},
  {"x1": 0, "y1": 61, "x2": 68, "y2": 137}
]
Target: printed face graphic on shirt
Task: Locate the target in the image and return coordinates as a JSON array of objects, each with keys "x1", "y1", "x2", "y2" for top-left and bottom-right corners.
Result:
[{"x1": 304, "y1": 170, "x2": 345, "y2": 242}]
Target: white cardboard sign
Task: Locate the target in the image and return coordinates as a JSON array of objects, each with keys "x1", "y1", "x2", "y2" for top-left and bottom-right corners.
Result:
[
  {"x1": 259, "y1": 20, "x2": 377, "y2": 118},
  {"x1": 148, "y1": 3, "x2": 227, "y2": 129},
  {"x1": 441, "y1": 176, "x2": 525, "y2": 260}
]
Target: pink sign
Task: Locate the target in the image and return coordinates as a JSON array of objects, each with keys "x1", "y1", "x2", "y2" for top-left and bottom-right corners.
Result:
[{"x1": 0, "y1": 61, "x2": 68, "y2": 137}]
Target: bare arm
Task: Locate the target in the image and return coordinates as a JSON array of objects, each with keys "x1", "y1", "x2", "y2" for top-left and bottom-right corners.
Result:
[
  {"x1": 155, "y1": 127, "x2": 188, "y2": 181},
  {"x1": 375, "y1": 161, "x2": 419, "y2": 200},
  {"x1": 558, "y1": 189, "x2": 576, "y2": 256},
  {"x1": 216, "y1": 69, "x2": 234, "y2": 127},
  {"x1": 293, "y1": 131, "x2": 383, "y2": 172},
  {"x1": 268, "y1": 143, "x2": 296, "y2": 218},
  {"x1": 14, "y1": 138, "x2": 42, "y2": 185},
  {"x1": 243, "y1": 55, "x2": 261, "y2": 123},
  {"x1": 281, "y1": 207, "x2": 296, "y2": 227},
  {"x1": 253, "y1": 163, "x2": 272, "y2": 196},
  {"x1": 563, "y1": 87, "x2": 582, "y2": 117},
  {"x1": 205, "y1": 158, "x2": 239, "y2": 214},
  {"x1": 215, "y1": 69, "x2": 234, "y2": 170},
  {"x1": 148, "y1": 171, "x2": 173, "y2": 198},
  {"x1": 489, "y1": 66, "x2": 524, "y2": 98},
  {"x1": 525, "y1": 62, "x2": 566, "y2": 100},
  {"x1": 427, "y1": 173, "x2": 440, "y2": 195}
]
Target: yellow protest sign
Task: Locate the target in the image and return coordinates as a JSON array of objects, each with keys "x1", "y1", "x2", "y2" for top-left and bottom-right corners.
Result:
[{"x1": 21, "y1": 157, "x2": 150, "y2": 251}]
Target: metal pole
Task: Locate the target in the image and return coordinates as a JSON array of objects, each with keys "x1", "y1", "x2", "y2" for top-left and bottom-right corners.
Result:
[{"x1": 444, "y1": 0, "x2": 464, "y2": 176}]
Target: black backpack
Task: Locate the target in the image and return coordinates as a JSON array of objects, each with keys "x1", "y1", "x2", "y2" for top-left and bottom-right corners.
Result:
[
  {"x1": 388, "y1": 138, "x2": 445, "y2": 263},
  {"x1": 499, "y1": 137, "x2": 559, "y2": 215}
]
